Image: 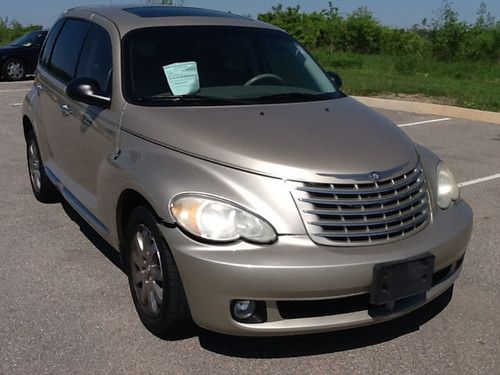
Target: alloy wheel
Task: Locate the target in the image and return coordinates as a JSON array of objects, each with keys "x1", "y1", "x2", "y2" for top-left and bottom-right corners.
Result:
[
  {"x1": 130, "y1": 225, "x2": 164, "y2": 316},
  {"x1": 28, "y1": 141, "x2": 42, "y2": 192},
  {"x1": 6, "y1": 61, "x2": 25, "y2": 80}
]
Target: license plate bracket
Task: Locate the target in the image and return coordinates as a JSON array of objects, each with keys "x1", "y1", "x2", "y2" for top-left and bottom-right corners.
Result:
[{"x1": 370, "y1": 253, "x2": 435, "y2": 305}]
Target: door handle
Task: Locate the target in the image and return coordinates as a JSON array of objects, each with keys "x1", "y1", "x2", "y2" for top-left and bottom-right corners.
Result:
[
  {"x1": 82, "y1": 115, "x2": 92, "y2": 127},
  {"x1": 60, "y1": 104, "x2": 72, "y2": 116}
]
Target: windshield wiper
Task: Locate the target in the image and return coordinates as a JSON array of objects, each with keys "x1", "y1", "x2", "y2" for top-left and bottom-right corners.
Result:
[
  {"x1": 138, "y1": 94, "x2": 248, "y2": 105},
  {"x1": 253, "y1": 92, "x2": 331, "y2": 103}
]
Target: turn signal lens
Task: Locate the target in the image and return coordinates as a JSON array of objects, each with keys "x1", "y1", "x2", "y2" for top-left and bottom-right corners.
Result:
[{"x1": 436, "y1": 163, "x2": 460, "y2": 209}]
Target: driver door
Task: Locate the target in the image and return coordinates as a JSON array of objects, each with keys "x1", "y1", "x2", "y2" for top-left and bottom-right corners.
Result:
[{"x1": 61, "y1": 21, "x2": 119, "y2": 218}]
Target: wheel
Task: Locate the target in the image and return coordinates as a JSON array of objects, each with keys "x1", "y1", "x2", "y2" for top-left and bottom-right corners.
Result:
[
  {"x1": 125, "y1": 206, "x2": 191, "y2": 338},
  {"x1": 26, "y1": 130, "x2": 59, "y2": 203},
  {"x1": 2, "y1": 58, "x2": 26, "y2": 81}
]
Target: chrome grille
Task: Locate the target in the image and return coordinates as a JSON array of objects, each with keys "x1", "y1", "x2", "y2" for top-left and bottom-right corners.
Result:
[{"x1": 290, "y1": 167, "x2": 431, "y2": 246}]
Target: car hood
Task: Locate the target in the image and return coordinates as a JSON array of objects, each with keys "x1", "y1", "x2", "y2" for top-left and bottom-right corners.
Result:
[
  {"x1": 0, "y1": 45, "x2": 20, "y2": 53},
  {"x1": 122, "y1": 97, "x2": 418, "y2": 182}
]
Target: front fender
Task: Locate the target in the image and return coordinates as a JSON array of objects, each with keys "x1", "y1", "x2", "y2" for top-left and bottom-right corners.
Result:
[{"x1": 98, "y1": 131, "x2": 307, "y2": 249}]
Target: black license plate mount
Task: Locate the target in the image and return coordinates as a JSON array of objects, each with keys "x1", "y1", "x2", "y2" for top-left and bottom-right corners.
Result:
[{"x1": 370, "y1": 253, "x2": 435, "y2": 305}]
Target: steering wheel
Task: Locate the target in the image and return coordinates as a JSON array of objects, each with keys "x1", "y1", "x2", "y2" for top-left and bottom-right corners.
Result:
[{"x1": 244, "y1": 73, "x2": 286, "y2": 86}]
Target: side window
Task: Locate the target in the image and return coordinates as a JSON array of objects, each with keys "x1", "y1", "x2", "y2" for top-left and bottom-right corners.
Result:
[
  {"x1": 49, "y1": 19, "x2": 89, "y2": 83},
  {"x1": 40, "y1": 19, "x2": 65, "y2": 68},
  {"x1": 75, "y1": 24, "x2": 113, "y2": 94}
]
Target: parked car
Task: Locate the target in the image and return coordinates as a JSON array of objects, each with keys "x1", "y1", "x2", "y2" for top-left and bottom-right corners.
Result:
[
  {"x1": 22, "y1": 6, "x2": 472, "y2": 338},
  {"x1": 0, "y1": 30, "x2": 47, "y2": 81}
]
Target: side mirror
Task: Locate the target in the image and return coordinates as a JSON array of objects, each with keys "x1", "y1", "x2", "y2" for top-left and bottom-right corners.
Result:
[
  {"x1": 66, "y1": 78, "x2": 111, "y2": 108},
  {"x1": 328, "y1": 71, "x2": 343, "y2": 88}
]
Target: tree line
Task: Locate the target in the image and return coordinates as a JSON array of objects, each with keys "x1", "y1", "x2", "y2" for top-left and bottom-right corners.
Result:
[
  {"x1": 258, "y1": 1, "x2": 499, "y2": 62},
  {"x1": 0, "y1": 0, "x2": 185, "y2": 46},
  {"x1": 1, "y1": 0, "x2": 498, "y2": 63},
  {"x1": 0, "y1": 18, "x2": 42, "y2": 46}
]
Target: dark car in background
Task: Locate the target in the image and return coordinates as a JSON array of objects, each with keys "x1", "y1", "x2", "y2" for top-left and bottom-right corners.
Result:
[{"x1": 0, "y1": 30, "x2": 47, "y2": 81}]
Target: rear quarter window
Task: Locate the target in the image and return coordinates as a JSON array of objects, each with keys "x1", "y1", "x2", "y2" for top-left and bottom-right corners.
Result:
[{"x1": 40, "y1": 19, "x2": 65, "y2": 69}]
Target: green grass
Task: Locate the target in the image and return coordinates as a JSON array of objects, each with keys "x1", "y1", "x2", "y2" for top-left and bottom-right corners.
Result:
[{"x1": 312, "y1": 49, "x2": 500, "y2": 112}]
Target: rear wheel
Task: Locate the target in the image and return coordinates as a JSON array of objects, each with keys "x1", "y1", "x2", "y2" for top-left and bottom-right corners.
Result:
[
  {"x1": 125, "y1": 206, "x2": 190, "y2": 338},
  {"x1": 2, "y1": 58, "x2": 26, "y2": 81},
  {"x1": 26, "y1": 130, "x2": 59, "y2": 203}
]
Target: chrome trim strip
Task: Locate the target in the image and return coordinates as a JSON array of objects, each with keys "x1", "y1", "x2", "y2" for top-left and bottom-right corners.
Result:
[
  {"x1": 314, "y1": 214, "x2": 429, "y2": 239},
  {"x1": 299, "y1": 183, "x2": 425, "y2": 206},
  {"x1": 298, "y1": 168, "x2": 422, "y2": 195},
  {"x1": 309, "y1": 207, "x2": 429, "y2": 228},
  {"x1": 317, "y1": 162, "x2": 410, "y2": 181}
]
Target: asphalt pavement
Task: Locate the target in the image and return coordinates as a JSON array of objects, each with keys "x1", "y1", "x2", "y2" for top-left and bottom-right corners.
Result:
[{"x1": 0, "y1": 80, "x2": 498, "y2": 374}]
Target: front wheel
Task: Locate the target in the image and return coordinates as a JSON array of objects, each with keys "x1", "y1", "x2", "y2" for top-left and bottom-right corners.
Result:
[
  {"x1": 2, "y1": 58, "x2": 26, "y2": 81},
  {"x1": 125, "y1": 206, "x2": 191, "y2": 338}
]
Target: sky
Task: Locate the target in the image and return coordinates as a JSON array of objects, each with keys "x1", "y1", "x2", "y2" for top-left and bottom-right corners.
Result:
[{"x1": 1, "y1": 0, "x2": 499, "y2": 29}]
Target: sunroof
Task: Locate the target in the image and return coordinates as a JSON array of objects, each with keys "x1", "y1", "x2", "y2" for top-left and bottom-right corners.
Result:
[{"x1": 124, "y1": 6, "x2": 246, "y2": 20}]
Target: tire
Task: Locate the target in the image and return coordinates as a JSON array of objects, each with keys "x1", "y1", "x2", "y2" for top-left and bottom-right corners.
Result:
[
  {"x1": 26, "y1": 130, "x2": 59, "y2": 203},
  {"x1": 2, "y1": 58, "x2": 26, "y2": 81},
  {"x1": 125, "y1": 206, "x2": 191, "y2": 338}
]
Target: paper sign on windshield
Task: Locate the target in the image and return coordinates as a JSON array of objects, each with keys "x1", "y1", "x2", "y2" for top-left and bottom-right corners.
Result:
[{"x1": 162, "y1": 62, "x2": 200, "y2": 96}]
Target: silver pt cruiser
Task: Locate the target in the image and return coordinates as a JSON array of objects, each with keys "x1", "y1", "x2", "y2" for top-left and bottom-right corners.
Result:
[{"x1": 23, "y1": 5, "x2": 472, "y2": 337}]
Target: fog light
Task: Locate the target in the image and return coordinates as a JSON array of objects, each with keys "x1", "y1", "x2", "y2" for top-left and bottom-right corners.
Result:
[
  {"x1": 230, "y1": 300, "x2": 267, "y2": 323},
  {"x1": 233, "y1": 300, "x2": 256, "y2": 320}
]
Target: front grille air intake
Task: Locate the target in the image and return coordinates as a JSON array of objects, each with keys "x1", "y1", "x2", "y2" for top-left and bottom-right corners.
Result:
[{"x1": 290, "y1": 166, "x2": 431, "y2": 246}]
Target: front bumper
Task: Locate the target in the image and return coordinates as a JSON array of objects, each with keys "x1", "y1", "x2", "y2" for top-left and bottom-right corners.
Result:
[{"x1": 160, "y1": 201, "x2": 472, "y2": 336}]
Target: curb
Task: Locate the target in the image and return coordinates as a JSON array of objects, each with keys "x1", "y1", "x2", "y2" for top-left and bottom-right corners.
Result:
[{"x1": 352, "y1": 96, "x2": 500, "y2": 125}]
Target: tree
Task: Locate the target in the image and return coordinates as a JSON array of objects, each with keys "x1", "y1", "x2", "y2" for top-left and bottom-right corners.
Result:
[
  {"x1": 475, "y1": 1, "x2": 495, "y2": 29},
  {"x1": 256, "y1": 1, "x2": 499, "y2": 62},
  {"x1": 428, "y1": 0, "x2": 468, "y2": 60},
  {"x1": 0, "y1": 18, "x2": 42, "y2": 46},
  {"x1": 343, "y1": 7, "x2": 382, "y2": 54},
  {"x1": 258, "y1": 5, "x2": 305, "y2": 43},
  {"x1": 462, "y1": 2, "x2": 498, "y2": 60},
  {"x1": 324, "y1": 2, "x2": 343, "y2": 53}
]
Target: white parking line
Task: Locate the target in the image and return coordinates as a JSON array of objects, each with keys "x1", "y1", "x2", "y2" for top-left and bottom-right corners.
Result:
[
  {"x1": 0, "y1": 89, "x2": 29, "y2": 93},
  {"x1": 398, "y1": 118, "x2": 451, "y2": 127},
  {"x1": 0, "y1": 82, "x2": 31, "y2": 90},
  {"x1": 9, "y1": 103, "x2": 23, "y2": 106},
  {"x1": 458, "y1": 173, "x2": 500, "y2": 188},
  {"x1": 0, "y1": 78, "x2": 32, "y2": 84}
]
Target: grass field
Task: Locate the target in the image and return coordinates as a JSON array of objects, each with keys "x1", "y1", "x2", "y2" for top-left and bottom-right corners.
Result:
[{"x1": 313, "y1": 49, "x2": 500, "y2": 112}]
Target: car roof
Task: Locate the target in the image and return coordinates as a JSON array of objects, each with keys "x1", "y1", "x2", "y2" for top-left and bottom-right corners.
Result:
[{"x1": 63, "y1": 5, "x2": 281, "y2": 36}]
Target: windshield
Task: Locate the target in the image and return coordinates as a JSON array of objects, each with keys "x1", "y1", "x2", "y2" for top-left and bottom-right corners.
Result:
[
  {"x1": 8, "y1": 31, "x2": 43, "y2": 47},
  {"x1": 123, "y1": 26, "x2": 342, "y2": 106}
]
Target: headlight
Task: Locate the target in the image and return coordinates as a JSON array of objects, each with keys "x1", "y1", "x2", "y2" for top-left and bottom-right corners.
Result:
[
  {"x1": 436, "y1": 162, "x2": 460, "y2": 209},
  {"x1": 170, "y1": 194, "x2": 277, "y2": 244}
]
